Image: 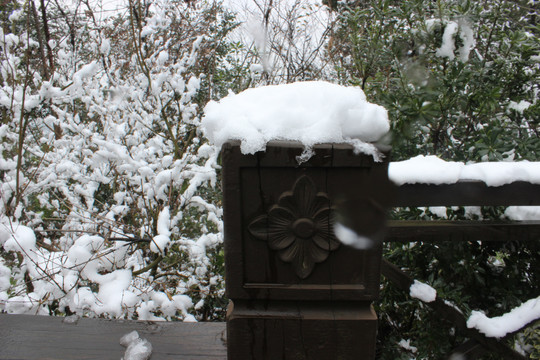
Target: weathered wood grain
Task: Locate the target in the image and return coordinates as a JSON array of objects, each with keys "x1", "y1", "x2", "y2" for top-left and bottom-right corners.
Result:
[
  {"x1": 221, "y1": 141, "x2": 389, "y2": 359},
  {"x1": 0, "y1": 314, "x2": 226, "y2": 360}
]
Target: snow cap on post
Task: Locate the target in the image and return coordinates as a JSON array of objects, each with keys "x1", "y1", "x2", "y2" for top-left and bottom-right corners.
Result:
[{"x1": 202, "y1": 81, "x2": 390, "y2": 161}]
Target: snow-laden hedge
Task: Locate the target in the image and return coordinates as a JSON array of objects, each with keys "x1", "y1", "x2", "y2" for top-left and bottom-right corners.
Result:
[{"x1": 0, "y1": 0, "x2": 233, "y2": 320}]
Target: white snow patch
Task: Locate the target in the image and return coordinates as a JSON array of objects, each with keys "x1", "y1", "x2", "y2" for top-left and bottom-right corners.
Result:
[
  {"x1": 426, "y1": 19, "x2": 475, "y2": 62},
  {"x1": 508, "y1": 100, "x2": 532, "y2": 113},
  {"x1": 157, "y1": 51, "x2": 169, "y2": 66},
  {"x1": 389, "y1": 155, "x2": 540, "y2": 186},
  {"x1": 457, "y1": 21, "x2": 475, "y2": 62},
  {"x1": 436, "y1": 21, "x2": 459, "y2": 60},
  {"x1": 74, "y1": 61, "x2": 99, "y2": 80},
  {"x1": 398, "y1": 339, "x2": 418, "y2": 353},
  {"x1": 249, "y1": 64, "x2": 264, "y2": 74},
  {"x1": 151, "y1": 291, "x2": 194, "y2": 319},
  {"x1": 410, "y1": 280, "x2": 437, "y2": 302},
  {"x1": 0, "y1": 261, "x2": 10, "y2": 292},
  {"x1": 94, "y1": 270, "x2": 137, "y2": 317},
  {"x1": 120, "y1": 330, "x2": 152, "y2": 360},
  {"x1": 202, "y1": 81, "x2": 389, "y2": 159},
  {"x1": 464, "y1": 206, "x2": 483, "y2": 219},
  {"x1": 9, "y1": 9, "x2": 24, "y2": 22},
  {"x1": 504, "y1": 206, "x2": 540, "y2": 221},
  {"x1": 429, "y1": 206, "x2": 448, "y2": 218},
  {"x1": 389, "y1": 155, "x2": 463, "y2": 184},
  {"x1": 100, "y1": 39, "x2": 111, "y2": 55},
  {"x1": 467, "y1": 296, "x2": 540, "y2": 338},
  {"x1": 3, "y1": 225, "x2": 36, "y2": 253},
  {"x1": 150, "y1": 207, "x2": 171, "y2": 254}
]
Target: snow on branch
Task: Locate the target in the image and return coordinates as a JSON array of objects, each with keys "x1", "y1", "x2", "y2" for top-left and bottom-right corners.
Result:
[
  {"x1": 409, "y1": 280, "x2": 437, "y2": 303},
  {"x1": 467, "y1": 296, "x2": 540, "y2": 338}
]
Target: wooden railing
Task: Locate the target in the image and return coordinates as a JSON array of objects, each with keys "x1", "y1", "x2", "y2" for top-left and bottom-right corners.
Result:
[
  {"x1": 0, "y1": 143, "x2": 538, "y2": 360},
  {"x1": 382, "y1": 180, "x2": 540, "y2": 360},
  {"x1": 221, "y1": 142, "x2": 540, "y2": 359}
]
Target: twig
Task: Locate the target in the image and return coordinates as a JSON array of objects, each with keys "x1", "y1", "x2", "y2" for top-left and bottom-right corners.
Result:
[{"x1": 133, "y1": 255, "x2": 163, "y2": 276}]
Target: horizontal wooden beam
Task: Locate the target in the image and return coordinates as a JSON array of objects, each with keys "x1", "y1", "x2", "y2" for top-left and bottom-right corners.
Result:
[
  {"x1": 0, "y1": 314, "x2": 226, "y2": 360},
  {"x1": 386, "y1": 220, "x2": 540, "y2": 243},
  {"x1": 393, "y1": 181, "x2": 540, "y2": 207}
]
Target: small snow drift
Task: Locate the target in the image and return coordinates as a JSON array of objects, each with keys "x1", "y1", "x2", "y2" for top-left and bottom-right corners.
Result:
[
  {"x1": 389, "y1": 155, "x2": 540, "y2": 186},
  {"x1": 467, "y1": 296, "x2": 540, "y2": 338},
  {"x1": 120, "y1": 330, "x2": 152, "y2": 360},
  {"x1": 202, "y1": 81, "x2": 389, "y2": 159},
  {"x1": 410, "y1": 280, "x2": 437, "y2": 303}
]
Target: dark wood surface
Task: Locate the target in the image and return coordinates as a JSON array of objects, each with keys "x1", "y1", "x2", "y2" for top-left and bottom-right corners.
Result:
[
  {"x1": 394, "y1": 181, "x2": 540, "y2": 206},
  {"x1": 221, "y1": 141, "x2": 390, "y2": 359},
  {"x1": 0, "y1": 314, "x2": 226, "y2": 360},
  {"x1": 221, "y1": 141, "x2": 388, "y2": 301},
  {"x1": 387, "y1": 220, "x2": 540, "y2": 243},
  {"x1": 227, "y1": 300, "x2": 377, "y2": 360}
]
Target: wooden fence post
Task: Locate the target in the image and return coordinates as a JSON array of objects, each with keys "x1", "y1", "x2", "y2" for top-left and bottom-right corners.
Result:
[{"x1": 221, "y1": 141, "x2": 391, "y2": 360}]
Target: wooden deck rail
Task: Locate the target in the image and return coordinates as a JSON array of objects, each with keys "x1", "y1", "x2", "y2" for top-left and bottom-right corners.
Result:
[
  {"x1": 382, "y1": 180, "x2": 540, "y2": 360},
  {"x1": 0, "y1": 313, "x2": 227, "y2": 359},
  {"x1": 220, "y1": 142, "x2": 540, "y2": 359},
  {"x1": 0, "y1": 144, "x2": 538, "y2": 360}
]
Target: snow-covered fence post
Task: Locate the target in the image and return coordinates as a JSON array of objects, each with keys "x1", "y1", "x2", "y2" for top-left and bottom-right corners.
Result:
[
  {"x1": 202, "y1": 81, "x2": 392, "y2": 359},
  {"x1": 221, "y1": 140, "x2": 393, "y2": 359}
]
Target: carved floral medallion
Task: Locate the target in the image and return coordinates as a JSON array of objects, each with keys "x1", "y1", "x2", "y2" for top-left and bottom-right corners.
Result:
[{"x1": 248, "y1": 175, "x2": 340, "y2": 279}]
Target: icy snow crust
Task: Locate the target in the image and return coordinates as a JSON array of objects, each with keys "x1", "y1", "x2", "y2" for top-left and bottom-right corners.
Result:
[
  {"x1": 389, "y1": 155, "x2": 540, "y2": 186},
  {"x1": 202, "y1": 81, "x2": 390, "y2": 159}
]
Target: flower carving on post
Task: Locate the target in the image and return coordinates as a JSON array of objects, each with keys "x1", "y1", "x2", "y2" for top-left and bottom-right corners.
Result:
[{"x1": 248, "y1": 175, "x2": 340, "y2": 279}]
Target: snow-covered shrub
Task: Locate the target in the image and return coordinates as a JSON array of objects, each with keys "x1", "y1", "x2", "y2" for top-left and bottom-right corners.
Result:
[
  {"x1": 330, "y1": 0, "x2": 539, "y2": 163},
  {"x1": 0, "y1": 0, "x2": 239, "y2": 320}
]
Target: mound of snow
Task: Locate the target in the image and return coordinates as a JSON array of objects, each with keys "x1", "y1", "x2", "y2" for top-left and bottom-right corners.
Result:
[
  {"x1": 410, "y1": 280, "x2": 437, "y2": 302},
  {"x1": 467, "y1": 296, "x2": 540, "y2": 338},
  {"x1": 120, "y1": 331, "x2": 152, "y2": 360},
  {"x1": 202, "y1": 81, "x2": 389, "y2": 158},
  {"x1": 389, "y1": 155, "x2": 540, "y2": 186}
]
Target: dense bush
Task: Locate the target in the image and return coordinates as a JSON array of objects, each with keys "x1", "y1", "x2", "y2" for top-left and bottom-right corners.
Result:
[
  {"x1": 331, "y1": 0, "x2": 539, "y2": 162},
  {"x1": 0, "y1": 0, "x2": 241, "y2": 320}
]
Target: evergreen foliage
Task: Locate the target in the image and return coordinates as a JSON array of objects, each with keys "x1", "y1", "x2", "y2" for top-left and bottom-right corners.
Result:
[
  {"x1": 330, "y1": 0, "x2": 539, "y2": 162},
  {"x1": 329, "y1": 0, "x2": 539, "y2": 357}
]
